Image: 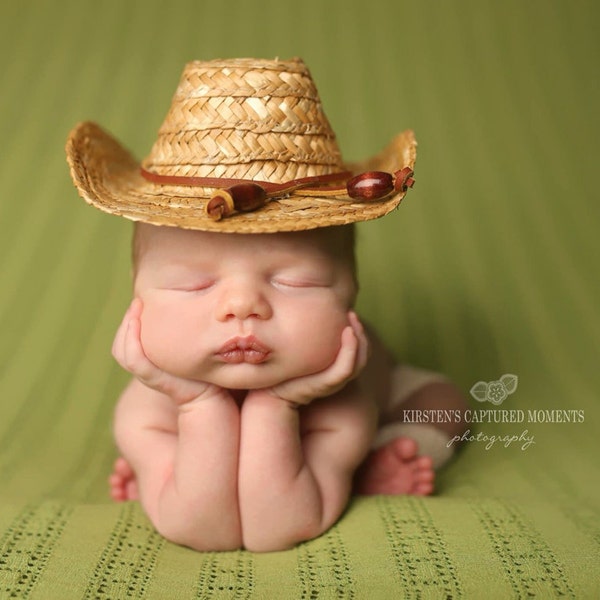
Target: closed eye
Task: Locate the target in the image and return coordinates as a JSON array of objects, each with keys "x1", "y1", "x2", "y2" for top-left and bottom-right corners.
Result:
[
  {"x1": 162, "y1": 281, "x2": 215, "y2": 293},
  {"x1": 271, "y1": 277, "x2": 329, "y2": 289}
]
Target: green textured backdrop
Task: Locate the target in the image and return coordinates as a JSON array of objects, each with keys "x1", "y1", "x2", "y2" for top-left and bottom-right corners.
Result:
[{"x1": 0, "y1": 0, "x2": 598, "y2": 598}]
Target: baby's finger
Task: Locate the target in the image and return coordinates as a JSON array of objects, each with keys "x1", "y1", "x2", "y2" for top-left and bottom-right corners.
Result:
[
  {"x1": 122, "y1": 313, "x2": 156, "y2": 383},
  {"x1": 128, "y1": 297, "x2": 144, "y2": 320},
  {"x1": 348, "y1": 312, "x2": 369, "y2": 373},
  {"x1": 320, "y1": 325, "x2": 358, "y2": 387},
  {"x1": 111, "y1": 301, "x2": 135, "y2": 364},
  {"x1": 112, "y1": 300, "x2": 156, "y2": 383}
]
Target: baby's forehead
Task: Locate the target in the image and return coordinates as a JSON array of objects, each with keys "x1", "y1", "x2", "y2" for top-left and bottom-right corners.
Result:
[
  {"x1": 133, "y1": 223, "x2": 358, "y2": 300},
  {"x1": 138, "y1": 223, "x2": 353, "y2": 262}
]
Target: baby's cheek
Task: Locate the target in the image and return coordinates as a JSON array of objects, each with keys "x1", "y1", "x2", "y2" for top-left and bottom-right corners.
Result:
[
  {"x1": 138, "y1": 314, "x2": 165, "y2": 364},
  {"x1": 295, "y1": 311, "x2": 349, "y2": 373},
  {"x1": 139, "y1": 308, "x2": 180, "y2": 370},
  {"x1": 308, "y1": 339, "x2": 340, "y2": 371}
]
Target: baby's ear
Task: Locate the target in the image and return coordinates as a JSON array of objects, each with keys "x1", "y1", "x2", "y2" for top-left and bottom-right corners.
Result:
[{"x1": 469, "y1": 381, "x2": 489, "y2": 402}]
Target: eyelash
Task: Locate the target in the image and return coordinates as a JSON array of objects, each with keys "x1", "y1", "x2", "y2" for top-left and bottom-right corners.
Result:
[
  {"x1": 163, "y1": 277, "x2": 327, "y2": 292},
  {"x1": 271, "y1": 278, "x2": 325, "y2": 289},
  {"x1": 169, "y1": 282, "x2": 214, "y2": 293}
]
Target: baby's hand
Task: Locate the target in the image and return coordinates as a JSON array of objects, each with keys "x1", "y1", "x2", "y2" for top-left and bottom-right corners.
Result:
[
  {"x1": 266, "y1": 312, "x2": 369, "y2": 406},
  {"x1": 112, "y1": 299, "x2": 222, "y2": 405}
]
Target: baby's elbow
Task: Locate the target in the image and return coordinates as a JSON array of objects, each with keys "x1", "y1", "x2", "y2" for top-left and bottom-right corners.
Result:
[
  {"x1": 242, "y1": 493, "x2": 345, "y2": 552},
  {"x1": 154, "y1": 513, "x2": 243, "y2": 552},
  {"x1": 243, "y1": 518, "x2": 324, "y2": 553}
]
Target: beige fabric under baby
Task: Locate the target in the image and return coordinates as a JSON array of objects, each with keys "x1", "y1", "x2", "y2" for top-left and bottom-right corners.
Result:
[{"x1": 373, "y1": 364, "x2": 455, "y2": 469}]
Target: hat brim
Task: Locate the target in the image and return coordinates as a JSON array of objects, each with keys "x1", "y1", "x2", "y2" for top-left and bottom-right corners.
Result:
[{"x1": 66, "y1": 122, "x2": 416, "y2": 233}]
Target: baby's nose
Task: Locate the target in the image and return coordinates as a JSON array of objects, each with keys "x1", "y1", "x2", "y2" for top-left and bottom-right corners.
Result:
[{"x1": 216, "y1": 283, "x2": 272, "y2": 321}]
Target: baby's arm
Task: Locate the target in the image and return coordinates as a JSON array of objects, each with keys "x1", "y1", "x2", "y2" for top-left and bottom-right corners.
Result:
[
  {"x1": 112, "y1": 300, "x2": 242, "y2": 551},
  {"x1": 238, "y1": 314, "x2": 377, "y2": 552}
]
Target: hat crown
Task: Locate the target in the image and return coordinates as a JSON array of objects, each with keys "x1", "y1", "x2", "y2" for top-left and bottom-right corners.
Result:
[{"x1": 142, "y1": 58, "x2": 344, "y2": 183}]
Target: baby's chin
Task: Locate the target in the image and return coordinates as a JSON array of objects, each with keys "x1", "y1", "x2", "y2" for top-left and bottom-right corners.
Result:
[
  {"x1": 158, "y1": 354, "x2": 336, "y2": 392},
  {"x1": 207, "y1": 366, "x2": 295, "y2": 391},
  {"x1": 204, "y1": 360, "x2": 330, "y2": 392}
]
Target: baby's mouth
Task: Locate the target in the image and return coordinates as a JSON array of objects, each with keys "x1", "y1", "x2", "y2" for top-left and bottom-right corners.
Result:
[{"x1": 216, "y1": 336, "x2": 271, "y2": 364}]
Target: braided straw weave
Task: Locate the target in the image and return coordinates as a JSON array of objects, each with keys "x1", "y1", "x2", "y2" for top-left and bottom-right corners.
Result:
[{"x1": 66, "y1": 58, "x2": 417, "y2": 233}]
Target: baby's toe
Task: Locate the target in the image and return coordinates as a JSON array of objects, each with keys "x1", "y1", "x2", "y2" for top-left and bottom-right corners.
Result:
[
  {"x1": 415, "y1": 455, "x2": 434, "y2": 471},
  {"x1": 113, "y1": 456, "x2": 134, "y2": 477},
  {"x1": 413, "y1": 480, "x2": 435, "y2": 496},
  {"x1": 391, "y1": 437, "x2": 419, "y2": 461},
  {"x1": 415, "y1": 468, "x2": 435, "y2": 484}
]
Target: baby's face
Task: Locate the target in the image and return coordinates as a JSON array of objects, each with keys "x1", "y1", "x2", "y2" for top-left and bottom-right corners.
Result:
[{"x1": 133, "y1": 224, "x2": 356, "y2": 390}]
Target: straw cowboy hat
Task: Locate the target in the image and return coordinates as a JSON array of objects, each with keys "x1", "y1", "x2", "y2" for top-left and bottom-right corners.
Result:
[{"x1": 66, "y1": 57, "x2": 416, "y2": 233}]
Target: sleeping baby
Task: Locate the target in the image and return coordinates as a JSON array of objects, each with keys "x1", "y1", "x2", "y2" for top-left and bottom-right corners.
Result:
[{"x1": 66, "y1": 57, "x2": 468, "y2": 552}]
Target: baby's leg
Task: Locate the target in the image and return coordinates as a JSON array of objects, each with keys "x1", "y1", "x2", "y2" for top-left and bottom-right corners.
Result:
[{"x1": 355, "y1": 364, "x2": 466, "y2": 496}]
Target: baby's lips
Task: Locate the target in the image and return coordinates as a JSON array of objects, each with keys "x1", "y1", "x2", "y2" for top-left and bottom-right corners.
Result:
[
  {"x1": 215, "y1": 336, "x2": 272, "y2": 364},
  {"x1": 217, "y1": 335, "x2": 271, "y2": 354}
]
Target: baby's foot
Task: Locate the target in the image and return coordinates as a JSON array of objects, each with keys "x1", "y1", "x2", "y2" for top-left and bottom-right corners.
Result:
[
  {"x1": 354, "y1": 437, "x2": 435, "y2": 496},
  {"x1": 108, "y1": 457, "x2": 139, "y2": 502}
]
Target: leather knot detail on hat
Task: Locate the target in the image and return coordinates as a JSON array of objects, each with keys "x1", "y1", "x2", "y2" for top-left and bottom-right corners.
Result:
[{"x1": 66, "y1": 57, "x2": 417, "y2": 233}]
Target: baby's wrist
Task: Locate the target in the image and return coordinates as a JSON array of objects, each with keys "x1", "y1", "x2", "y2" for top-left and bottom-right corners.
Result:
[
  {"x1": 245, "y1": 388, "x2": 303, "y2": 409},
  {"x1": 177, "y1": 385, "x2": 232, "y2": 411},
  {"x1": 268, "y1": 388, "x2": 314, "y2": 407}
]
